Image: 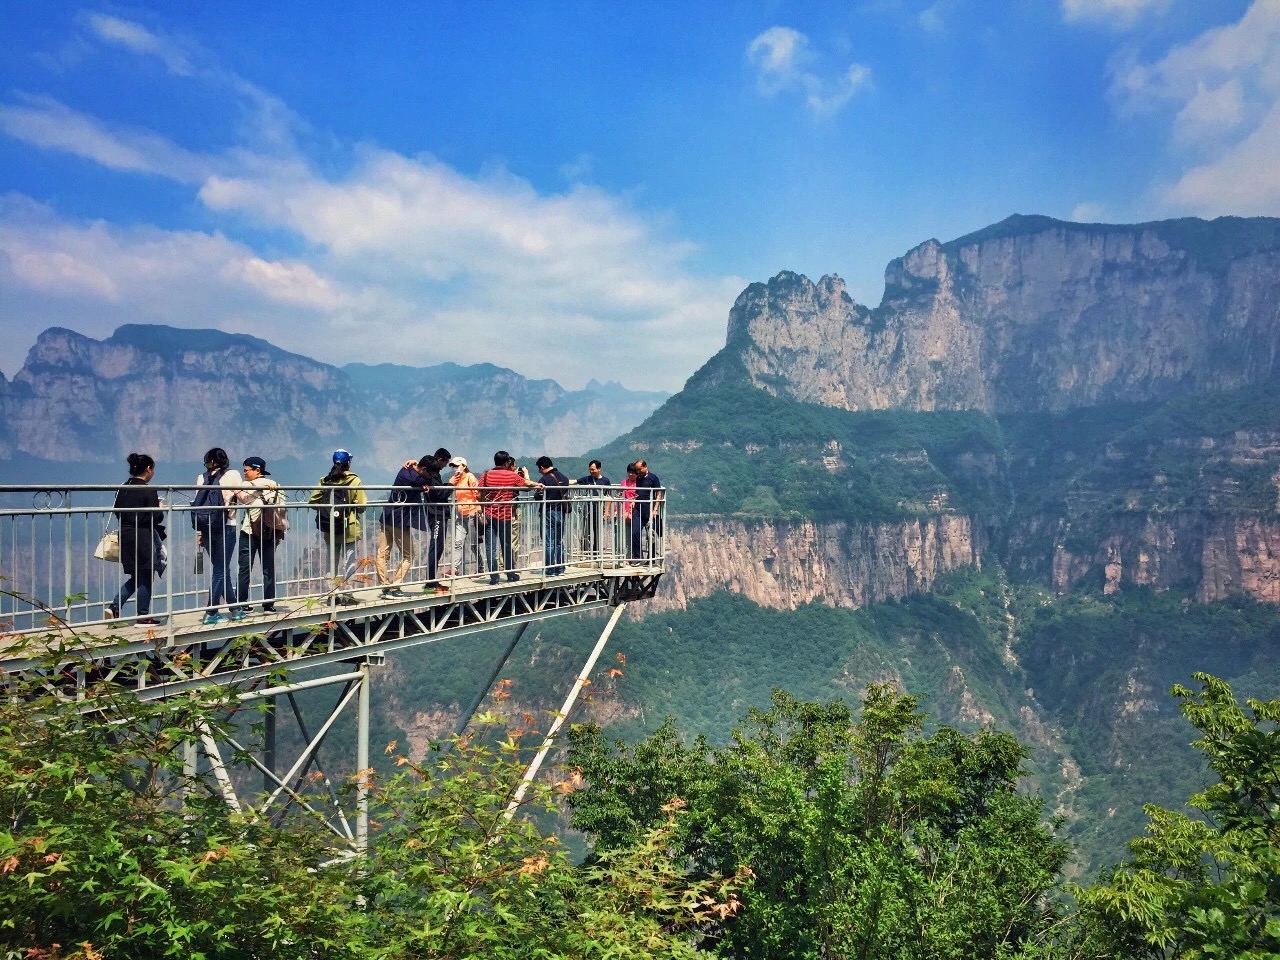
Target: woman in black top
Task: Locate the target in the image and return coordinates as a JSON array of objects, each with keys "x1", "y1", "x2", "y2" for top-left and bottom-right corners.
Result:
[{"x1": 106, "y1": 453, "x2": 165, "y2": 624}]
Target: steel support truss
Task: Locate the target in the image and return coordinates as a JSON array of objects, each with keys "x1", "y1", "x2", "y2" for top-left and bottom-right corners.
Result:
[{"x1": 5, "y1": 572, "x2": 662, "y2": 861}]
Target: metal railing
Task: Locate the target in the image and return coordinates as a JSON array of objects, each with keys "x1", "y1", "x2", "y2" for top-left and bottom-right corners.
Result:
[{"x1": 0, "y1": 482, "x2": 665, "y2": 640}]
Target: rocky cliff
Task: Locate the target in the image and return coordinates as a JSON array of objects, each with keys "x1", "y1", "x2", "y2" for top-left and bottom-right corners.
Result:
[
  {"x1": 717, "y1": 215, "x2": 1280, "y2": 414},
  {"x1": 0, "y1": 325, "x2": 668, "y2": 476},
  {"x1": 654, "y1": 515, "x2": 983, "y2": 612}
]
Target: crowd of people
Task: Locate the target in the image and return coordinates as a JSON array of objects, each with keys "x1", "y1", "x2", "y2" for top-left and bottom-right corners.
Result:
[{"x1": 104, "y1": 447, "x2": 663, "y2": 624}]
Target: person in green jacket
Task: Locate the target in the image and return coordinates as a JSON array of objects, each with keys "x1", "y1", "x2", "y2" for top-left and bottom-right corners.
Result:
[{"x1": 309, "y1": 449, "x2": 367, "y2": 605}]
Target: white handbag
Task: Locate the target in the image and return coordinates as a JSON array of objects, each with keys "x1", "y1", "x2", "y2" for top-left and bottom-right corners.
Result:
[{"x1": 94, "y1": 528, "x2": 121, "y2": 562}]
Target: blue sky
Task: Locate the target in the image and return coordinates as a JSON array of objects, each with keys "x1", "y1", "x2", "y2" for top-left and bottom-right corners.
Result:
[{"x1": 0, "y1": 1, "x2": 1274, "y2": 390}]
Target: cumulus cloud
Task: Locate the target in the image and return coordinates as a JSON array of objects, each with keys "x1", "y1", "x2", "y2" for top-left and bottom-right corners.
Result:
[
  {"x1": 1112, "y1": 0, "x2": 1280, "y2": 215},
  {"x1": 747, "y1": 26, "x2": 872, "y2": 117},
  {"x1": 0, "y1": 14, "x2": 740, "y2": 390},
  {"x1": 1062, "y1": 0, "x2": 1169, "y2": 28}
]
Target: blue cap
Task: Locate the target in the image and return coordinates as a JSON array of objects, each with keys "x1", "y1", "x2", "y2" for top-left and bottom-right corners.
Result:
[{"x1": 332, "y1": 449, "x2": 352, "y2": 465}]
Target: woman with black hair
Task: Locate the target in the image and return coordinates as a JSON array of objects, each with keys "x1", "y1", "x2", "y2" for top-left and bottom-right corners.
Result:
[
  {"x1": 309, "y1": 449, "x2": 367, "y2": 605},
  {"x1": 105, "y1": 452, "x2": 165, "y2": 625},
  {"x1": 192, "y1": 446, "x2": 242, "y2": 625}
]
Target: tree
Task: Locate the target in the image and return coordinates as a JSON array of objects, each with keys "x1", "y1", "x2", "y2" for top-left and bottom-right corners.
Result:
[
  {"x1": 567, "y1": 686, "x2": 1070, "y2": 959},
  {"x1": 1, "y1": 637, "x2": 742, "y2": 959},
  {"x1": 1071, "y1": 673, "x2": 1280, "y2": 959}
]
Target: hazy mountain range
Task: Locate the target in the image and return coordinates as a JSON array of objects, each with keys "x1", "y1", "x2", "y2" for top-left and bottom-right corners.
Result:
[{"x1": 0, "y1": 324, "x2": 669, "y2": 481}]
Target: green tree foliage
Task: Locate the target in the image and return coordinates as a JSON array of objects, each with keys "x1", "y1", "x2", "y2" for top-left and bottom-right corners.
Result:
[
  {"x1": 0, "y1": 643, "x2": 741, "y2": 959},
  {"x1": 567, "y1": 687, "x2": 1070, "y2": 959},
  {"x1": 1070, "y1": 674, "x2": 1280, "y2": 959}
]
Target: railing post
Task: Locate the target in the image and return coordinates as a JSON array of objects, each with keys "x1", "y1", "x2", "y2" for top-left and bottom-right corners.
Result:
[{"x1": 356, "y1": 657, "x2": 371, "y2": 858}]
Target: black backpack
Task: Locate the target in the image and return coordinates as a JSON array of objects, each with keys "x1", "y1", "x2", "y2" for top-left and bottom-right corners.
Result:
[
  {"x1": 315, "y1": 479, "x2": 353, "y2": 529},
  {"x1": 190, "y1": 471, "x2": 224, "y2": 529}
]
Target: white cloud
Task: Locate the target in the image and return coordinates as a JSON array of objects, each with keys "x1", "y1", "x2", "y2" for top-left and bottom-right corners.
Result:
[
  {"x1": 746, "y1": 26, "x2": 872, "y2": 117},
  {"x1": 83, "y1": 12, "x2": 194, "y2": 75},
  {"x1": 0, "y1": 96, "x2": 214, "y2": 182},
  {"x1": 1112, "y1": 0, "x2": 1280, "y2": 215},
  {"x1": 1070, "y1": 202, "x2": 1108, "y2": 222},
  {"x1": 0, "y1": 18, "x2": 742, "y2": 390},
  {"x1": 1062, "y1": 0, "x2": 1169, "y2": 28}
]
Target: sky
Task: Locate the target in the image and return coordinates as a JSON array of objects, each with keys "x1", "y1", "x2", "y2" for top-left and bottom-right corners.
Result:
[{"x1": 0, "y1": 0, "x2": 1276, "y2": 392}]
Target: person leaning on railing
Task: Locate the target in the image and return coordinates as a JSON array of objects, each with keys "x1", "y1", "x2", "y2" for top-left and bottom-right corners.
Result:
[
  {"x1": 478, "y1": 450, "x2": 542, "y2": 585},
  {"x1": 309, "y1": 449, "x2": 367, "y2": 605},
  {"x1": 105, "y1": 452, "x2": 165, "y2": 626}
]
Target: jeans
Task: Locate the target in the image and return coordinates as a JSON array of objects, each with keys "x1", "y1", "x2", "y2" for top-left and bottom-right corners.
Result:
[
  {"x1": 205, "y1": 522, "x2": 238, "y2": 612},
  {"x1": 485, "y1": 516, "x2": 515, "y2": 577},
  {"x1": 237, "y1": 530, "x2": 276, "y2": 607},
  {"x1": 544, "y1": 508, "x2": 566, "y2": 575},
  {"x1": 113, "y1": 575, "x2": 152, "y2": 616}
]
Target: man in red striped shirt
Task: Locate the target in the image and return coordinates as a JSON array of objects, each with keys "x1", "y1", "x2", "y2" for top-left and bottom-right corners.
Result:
[{"x1": 479, "y1": 450, "x2": 542, "y2": 584}]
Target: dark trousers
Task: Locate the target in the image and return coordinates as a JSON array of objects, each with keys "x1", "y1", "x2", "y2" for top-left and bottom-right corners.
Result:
[
  {"x1": 545, "y1": 508, "x2": 565, "y2": 575},
  {"x1": 425, "y1": 510, "x2": 447, "y2": 582},
  {"x1": 238, "y1": 530, "x2": 277, "y2": 607},
  {"x1": 630, "y1": 510, "x2": 653, "y2": 562},
  {"x1": 485, "y1": 516, "x2": 514, "y2": 575}
]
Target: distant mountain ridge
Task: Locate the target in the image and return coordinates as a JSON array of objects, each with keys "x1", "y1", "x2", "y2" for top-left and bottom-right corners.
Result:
[
  {"x1": 702, "y1": 213, "x2": 1280, "y2": 414},
  {"x1": 0, "y1": 324, "x2": 668, "y2": 476}
]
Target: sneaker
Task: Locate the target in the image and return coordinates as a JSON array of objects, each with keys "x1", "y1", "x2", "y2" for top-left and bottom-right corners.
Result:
[
  {"x1": 261, "y1": 603, "x2": 286, "y2": 613},
  {"x1": 334, "y1": 594, "x2": 359, "y2": 607},
  {"x1": 383, "y1": 588, "x2": 408, "y2": 599},
  {"x1": 488, "y1": 575, "x2": 500, "y2": 585},
  {"x1": 138, "y1": 617, "x2": 162, "y2": 626},
  {"x1": 232, "y1": 607, "x2": 249, "y2": 622},
  {"x1": 506, "y1": 573, "x2": 521, "y2": 583},
  {"x1": 201, "y1": 612, "x2": 227, "y2": 626},
  {"x1": 433, "y1": 585, "x2": 449, "y2": 595},
  {"x1": 104, "y1": 605, "x2": 118, "y2": 620}
]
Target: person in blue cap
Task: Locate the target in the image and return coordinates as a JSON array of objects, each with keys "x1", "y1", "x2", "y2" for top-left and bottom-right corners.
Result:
[{"x1": 309, "y1": 449, "x2": 367, "y2": 605}]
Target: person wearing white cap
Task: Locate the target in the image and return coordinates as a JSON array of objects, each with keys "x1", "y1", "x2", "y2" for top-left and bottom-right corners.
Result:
[
  {"x1": 448, "y1": 456, "x2": 483, "y2": 577},
  {"x1": 233, "y1": 456, "x2": 284, "y2": 613}
]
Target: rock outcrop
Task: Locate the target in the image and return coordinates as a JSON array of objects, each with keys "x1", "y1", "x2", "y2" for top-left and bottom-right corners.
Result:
[
  {"x1": 655, "y1": 515, "x2": 982, "y2": 612},
  {"x1": 717, "y1": 215, "x2": 1280, "y2": 414}
]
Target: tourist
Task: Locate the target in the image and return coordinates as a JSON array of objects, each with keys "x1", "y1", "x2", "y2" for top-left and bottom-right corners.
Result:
[
  {"x1": 377, "y1": 455, "x2": 430, "y2": 598},
  {"x1": 630, "y1": 459, "x2": 663, "y2": 564},
  {"x1": 193, "y1": 447, "x2": 242, "y2": 625},
  {"x1": 479, "y1": 451, "x2": 541, "y2": 585},
  {"x1": 535, "y1": 455, "x2": 571, "y2": 576},
  {"x1": 233, "y1": 456, "x2": 283, "y2": 614},
  {"x1": 105, "y1": 452, "x2": 165, "y2": 625},
  {"x1": 309, "y1": 450, "x2": 367, "y2": 605},
  {"x1": 448, "y1": 456, "x2": 483, "y2": 577},
  {"x1": 575, "y1": 459, "x2": 612, "y2": 558}
]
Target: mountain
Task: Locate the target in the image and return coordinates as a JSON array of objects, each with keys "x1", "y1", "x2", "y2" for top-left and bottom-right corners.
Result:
[
  {"x1": 710, "y1": 214, "x2": 1280, "y2": 413},
  {"x1": 0, "y1": 324, "x2": 668, "y2": 479},
  {"x1": 532, "y1": 213, "x2": 1280, "y2": 873}
]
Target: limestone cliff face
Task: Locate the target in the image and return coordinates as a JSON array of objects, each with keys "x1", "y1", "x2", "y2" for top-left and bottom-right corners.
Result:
[
  {"x1": 653, "y1": 515, "x2": 983, "y2": 612},
  {"x1": 721, "y1": 216, "x2": 1280, "y2": 414}
]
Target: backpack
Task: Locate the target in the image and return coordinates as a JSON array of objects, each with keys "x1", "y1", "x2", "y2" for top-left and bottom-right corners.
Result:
[
  {"x1": 191, "y1": 471, "x2": 224, "y2": 529},
  {"x1": 314, "y1": 479, "x2": 353, "y2": 530},
  {"x1": 251, "y1": 485, "x2": 289, "y2": 543}
]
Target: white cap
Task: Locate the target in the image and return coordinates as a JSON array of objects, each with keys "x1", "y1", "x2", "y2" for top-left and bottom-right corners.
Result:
[{"x1": 448, "y1": 456, "x2": 467, "y2": 468}]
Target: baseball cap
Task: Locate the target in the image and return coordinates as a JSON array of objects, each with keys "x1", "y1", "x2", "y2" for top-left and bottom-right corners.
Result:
[
  {"x1": 332, "y1": 449, "x2": 352, "y2": 465},
  {"x1": 448, "y1": 456, "x2": 468, "y2": 469},
  {"x1": 243, "y1": 456, "x2": 271, "y2": 476}
]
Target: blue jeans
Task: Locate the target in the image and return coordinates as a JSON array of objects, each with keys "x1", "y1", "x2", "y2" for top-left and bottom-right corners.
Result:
[
  {"x1": 544, "y1": 508, "x2": 565, "y2": 575},
  {"x1": 238, "y1": 530, "x2": 276, "y2": 607},
  {"x1": 113, "y1": 575, "x2": 152, "y2": 616},
  {"x1": 205, "y1": 522, "x2": 238, "y2": 612},
  {"x1": 484, "y1": 516, "x2": 514, "y2": 577}
]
